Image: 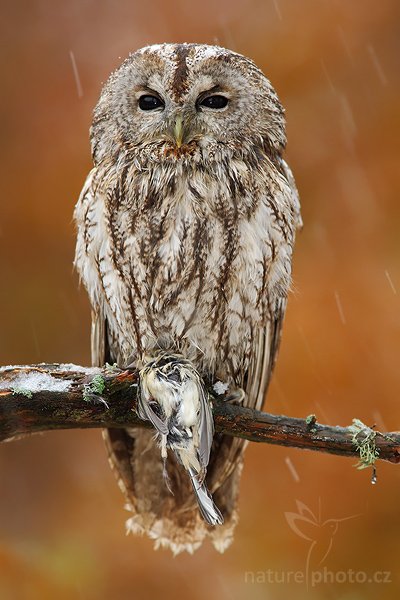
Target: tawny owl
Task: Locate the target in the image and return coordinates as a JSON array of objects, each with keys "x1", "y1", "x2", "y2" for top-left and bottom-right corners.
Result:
[{"x1": 74, "y1": 43, "x2": 301, "y2": 554}]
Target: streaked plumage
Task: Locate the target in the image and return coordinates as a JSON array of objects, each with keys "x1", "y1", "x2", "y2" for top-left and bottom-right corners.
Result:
[{"x1": 74, "y1": 43, "x2": 301, "y2": 554}]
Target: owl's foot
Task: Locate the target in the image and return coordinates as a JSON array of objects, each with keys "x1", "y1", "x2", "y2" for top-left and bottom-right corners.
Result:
[
  {"x1": 214, "y1": 386, "x2": 246, "y2": 405},
  {"x1": 212, "y1": 381, "x2": 245, "y2": 405},
  {"x1": 225, "y1": 388, "x2": 246, "y2": 405},
  {"x1": 82, "y1": 375, "x2": 109, "y2": 408},
  {"x1": 88, "y1": 396, "x2": 109, "y2": 408}
]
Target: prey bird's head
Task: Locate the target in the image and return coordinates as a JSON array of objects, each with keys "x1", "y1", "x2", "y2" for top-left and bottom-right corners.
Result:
[{"x1": 91, "y1": 43, "x2": 286, "y2": 164}]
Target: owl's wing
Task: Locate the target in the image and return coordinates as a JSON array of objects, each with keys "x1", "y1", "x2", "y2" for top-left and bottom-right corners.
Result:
[
  {"x1": 245, "y1": 297, "x2": 287, "y2": 411},
  {"x1": 280, "y1": 157, "x2": 303, "y2": 231},
  {"x1": 209, "y1": 160, "x2": 301, "y2": 499},
  {"x1": 208, "y1": 298, "x2": 286, "y2": 505},
  {"x1": 244, "y1": 157, "x2": 301, "y2": 411},
  {"x1": 92, "y1": 310, "x2": 140, "y2": 502},
  {"x1": 75, "y1": 171, "x2": 138, "y2": 503},
  {"x1": 91, "y1": 308, "x2": 107, "y2": 367}
]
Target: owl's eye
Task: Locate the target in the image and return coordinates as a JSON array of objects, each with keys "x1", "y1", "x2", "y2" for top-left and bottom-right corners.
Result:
[
  {"x1": 199, "y1": 95, "x2": 229, "y2": 110},
  {"x1": 138, "y1": 95, "x2": 164, "y2": 111}
]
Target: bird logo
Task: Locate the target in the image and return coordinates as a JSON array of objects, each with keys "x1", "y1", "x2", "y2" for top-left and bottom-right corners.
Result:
[{"x1": 285, "y1": 499, "x2": 359, "y2": 586}]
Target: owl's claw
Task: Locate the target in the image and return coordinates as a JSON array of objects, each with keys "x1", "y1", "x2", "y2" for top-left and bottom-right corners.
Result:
[
  {"x1": 84, "y1": 394, "x2": 110, "y2": 409},
  {"x1": 224, "y1": 388, "x2": 246, "y2": 405},
  {"x1": 212, "y1": 381, "x2": 245, "y2": 405}
]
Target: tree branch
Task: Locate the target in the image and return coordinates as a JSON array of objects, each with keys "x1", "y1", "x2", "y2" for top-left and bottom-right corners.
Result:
[{"x1": 0, "y1": 364, "x2": 399, "y2": 467}]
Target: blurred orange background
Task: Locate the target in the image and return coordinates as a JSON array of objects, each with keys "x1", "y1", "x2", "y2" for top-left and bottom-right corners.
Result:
[{"x1": 0, "y1": 0, "x2": 399, "y2": 598}]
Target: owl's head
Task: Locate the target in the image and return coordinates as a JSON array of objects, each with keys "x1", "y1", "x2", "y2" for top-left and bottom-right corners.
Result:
[{"x1": 91, "y1": 43, "x2": 286, "y2": 164}]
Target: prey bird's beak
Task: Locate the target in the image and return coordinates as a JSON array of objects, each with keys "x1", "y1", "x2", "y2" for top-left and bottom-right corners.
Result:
[{"x1": 173, "y1": 115, "x2": 184, "y2": 148}]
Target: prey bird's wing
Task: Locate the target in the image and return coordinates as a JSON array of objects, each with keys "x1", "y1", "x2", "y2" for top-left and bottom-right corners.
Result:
[
  {"x1": 198, "y1": 385, "x2": 214, "y2": 468},
  {"x1": 137, "y1": 384, "x2": 169, "y2": 435}
]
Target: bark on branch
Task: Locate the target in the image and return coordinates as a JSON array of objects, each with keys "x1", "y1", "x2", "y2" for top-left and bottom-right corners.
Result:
[{"x1": 0, "y1": 363, "x2": 399, "y2": 467}]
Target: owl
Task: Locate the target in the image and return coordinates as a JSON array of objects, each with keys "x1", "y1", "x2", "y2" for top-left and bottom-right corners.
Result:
[{"x1": 74, "y1": 43, "x2": 301, "y2": 555}]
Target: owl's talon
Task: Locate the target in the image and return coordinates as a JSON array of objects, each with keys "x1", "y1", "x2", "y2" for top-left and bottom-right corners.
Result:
[
  {"x1": 83, "y1": 393, "x2": 109, "y2": 409},
  {"x1": 225, "y1": 388, "x2": 246, "y2": 405}
]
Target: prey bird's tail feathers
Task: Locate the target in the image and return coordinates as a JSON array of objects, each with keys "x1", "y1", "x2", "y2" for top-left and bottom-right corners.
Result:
[{"x1": 189, "y1": 468, "x2": 224, "y2": 526}]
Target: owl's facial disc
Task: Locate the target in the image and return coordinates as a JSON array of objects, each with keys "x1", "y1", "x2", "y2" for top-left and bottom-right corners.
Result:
[{"x1": 90, "y1": 44, "x2": 287, "y2": 164}]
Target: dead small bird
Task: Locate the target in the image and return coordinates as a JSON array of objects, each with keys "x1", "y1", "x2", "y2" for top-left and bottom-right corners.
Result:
[{"x1": 138, "y1": 353, "x2": 223, "y2": 526}]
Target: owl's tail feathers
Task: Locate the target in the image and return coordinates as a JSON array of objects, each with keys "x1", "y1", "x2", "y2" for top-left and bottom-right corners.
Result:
[
  {"x1": 104, "y1": 426, "x2": 239, "y2": 555},
  {"x1": 188, "y1": 469, "x2": 224, "y2": 526}
]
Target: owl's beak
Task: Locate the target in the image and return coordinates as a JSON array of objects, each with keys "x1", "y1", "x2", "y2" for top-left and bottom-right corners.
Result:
[{"x1": 173, "y1": 115, "x2": 184, "y2": 148}]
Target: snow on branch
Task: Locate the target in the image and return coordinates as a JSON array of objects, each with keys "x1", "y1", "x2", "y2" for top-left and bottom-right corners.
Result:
[{"x1": 0, "y1": 364, "x2": 399, "y2": 471}]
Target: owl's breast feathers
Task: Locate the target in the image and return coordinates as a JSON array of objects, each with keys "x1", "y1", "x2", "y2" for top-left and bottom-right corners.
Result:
[{"x1": 74, "y1": 152, "x2": 299, "y2": 383}]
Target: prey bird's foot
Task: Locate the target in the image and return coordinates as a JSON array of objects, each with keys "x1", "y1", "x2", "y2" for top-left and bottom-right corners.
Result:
[
  {"x1": 195, "y1": 466, "x2": 207, "y2": 487},
  {"x1": 163, "y1": 458, "x2": 174, "y2": 495}
]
